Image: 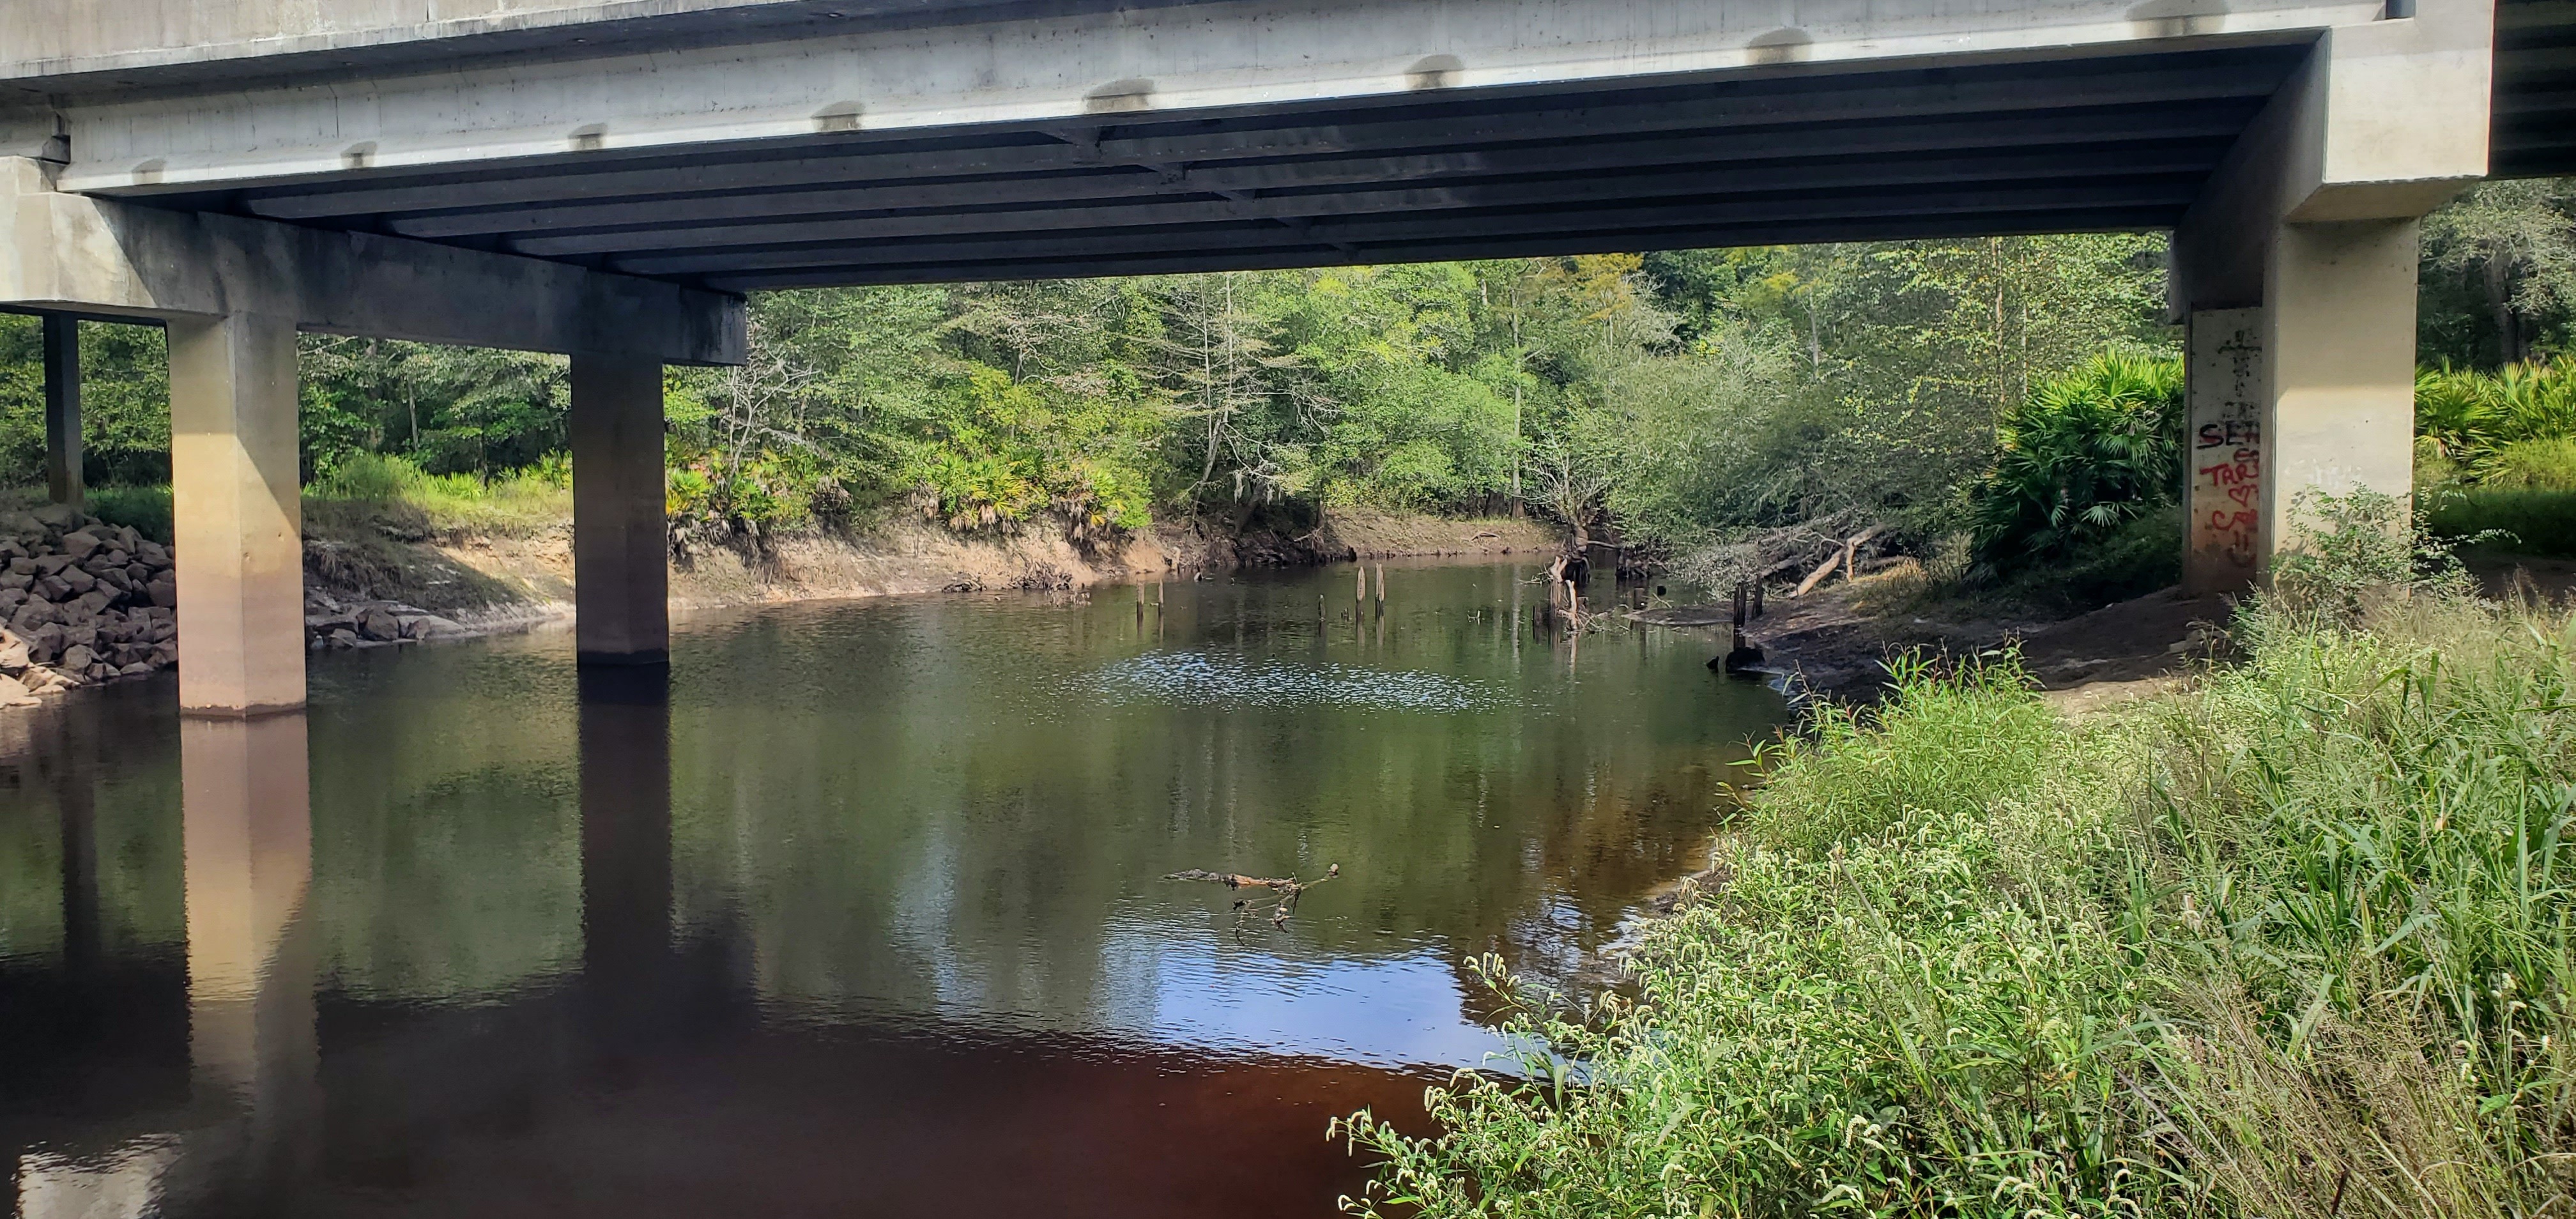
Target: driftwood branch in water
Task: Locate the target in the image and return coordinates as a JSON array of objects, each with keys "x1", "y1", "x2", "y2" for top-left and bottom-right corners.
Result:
[{"x1": 1167, "y1": 863, "x2": 1341, "y2": 931}]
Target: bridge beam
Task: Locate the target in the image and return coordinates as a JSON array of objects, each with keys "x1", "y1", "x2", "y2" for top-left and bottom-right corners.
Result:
[
  {"x1": 2171, "y1": 0, "x2": 2490, "y2": 593},
  {"x1": 3, "y1": 157, "x2": 742, "y2": 712}
]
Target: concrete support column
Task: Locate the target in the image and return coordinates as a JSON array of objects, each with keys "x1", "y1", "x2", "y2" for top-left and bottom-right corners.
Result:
[
  {"x1": 2168, "y1": 0, "x2": 2488, "y2": 587},
  {"x1": 2258, "y1": 218, "x2": 2422, "y2": 560},
  {"x1": 570, "y1": 355, "x2": 668, "y2": 666},
  {"x1": 2183, "y1": 309, "x2": 2266, "y2": 594},
  {"x1": 41, "y1": 314, "x2": 81, "y2": 506},
  {"x1": 169, "y1": 312, "x2": 305, "y2": 716},
  {"x1": 2179, "y1": 223, "x2": 2423, "y2": 590}
]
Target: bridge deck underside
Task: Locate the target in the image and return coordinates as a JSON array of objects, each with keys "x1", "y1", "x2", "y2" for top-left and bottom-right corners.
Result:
[
  {"x1": 2496, "y1": 0, "x2": 2576, "y2": 179},
  {"x1": 138, "y1": 43, "x2": 2310, "y2": 291}
]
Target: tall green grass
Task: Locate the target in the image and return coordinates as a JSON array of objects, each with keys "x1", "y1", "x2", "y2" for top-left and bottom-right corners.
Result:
[
  {"x1": 1341, "y1": 595, "x2": 2576, "y2": 1216},
  {"x1": 4, "y1": 452, "x2": 575, "y2": 549},
  {"x1": 307, "y1": 450, "x2": 570, "y2": 537}
]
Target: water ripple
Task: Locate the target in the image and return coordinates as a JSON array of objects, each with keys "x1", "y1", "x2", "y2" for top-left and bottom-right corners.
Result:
[{"x1": 1086, "y1": 650, "x2": 1505, "y2": 712}]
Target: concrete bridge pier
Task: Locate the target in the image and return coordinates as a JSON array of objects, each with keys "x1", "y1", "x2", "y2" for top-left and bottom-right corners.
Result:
[
  {"x1": 2172, "y1": 0, "x2": 2490, "y2": 593},
  {"x1": 1, "y1": 157, "x2": 744, "y2": 713},
  {"x1": 169, "y1": 312, "x2": 308, "y2": 717},
  {"x1": 571, "y1": 356, "x2": 671, "y2": 667},
  {"x1": 42, "y1": 313, "x2": 80, "y2": 505}
]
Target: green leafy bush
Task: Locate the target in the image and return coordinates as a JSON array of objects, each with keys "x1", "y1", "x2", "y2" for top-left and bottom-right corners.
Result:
[
  {"x1": 2426, "y1": 487, "x2": 2576, "y2": 556},
  {"x1": 2002, "y1": 503, "x2": 2183, "y2": 610},
  {"x1": 1968, "y1": 351, "x2": 2184, "y2": 571},
  {"x1": 2482, "y1": 435, "x2": 2576, "y2": 489}
]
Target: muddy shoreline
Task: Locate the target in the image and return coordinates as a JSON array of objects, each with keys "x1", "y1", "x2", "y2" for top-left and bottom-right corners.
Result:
[
  {"x1": 1639, "y1": 578, "x2": 2232, "y2": 710},
  {"x1": 305, "y1": 509, "x2": 1565, "y2": 647}
]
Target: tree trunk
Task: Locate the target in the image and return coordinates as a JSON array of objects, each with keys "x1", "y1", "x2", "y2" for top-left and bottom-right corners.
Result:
[{"x1": 2488, "y1": 255, "x2": 2527, "y2": 365}]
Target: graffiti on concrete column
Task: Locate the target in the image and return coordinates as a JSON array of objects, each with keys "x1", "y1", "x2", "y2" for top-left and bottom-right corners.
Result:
[{"x1": 2190, "y1": 323, "x2": 2264, "y2": 576}]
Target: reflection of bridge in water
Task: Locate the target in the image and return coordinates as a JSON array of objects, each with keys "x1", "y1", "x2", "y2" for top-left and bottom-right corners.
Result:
[
  {"x1": 4, "y1": 569, "x2": 1757, "y2": 1216},
  {"x1": 3, "y1": 0, "x2": 2572, "y2": 716},
  {"x1": 4, "y1": 678, "x2": 1425, "y2": 1218}
]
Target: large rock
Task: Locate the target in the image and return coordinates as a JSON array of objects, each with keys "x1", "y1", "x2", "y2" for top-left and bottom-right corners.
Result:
[
  {"x1": 356, "y1": 605, "x2": 404, "y2": 642},
  {"x1": 397, "y1": 613, "x2": 468, "y2": 640},
  {"x1": 59, "y1": 530, "x2": 103, "y2": 561},
  {"x1": 59, "y1": 644, "x2": 95, "y2": 673},
  {"x1": 147, "y1": 576, "x2": 178, "y2": 608}
]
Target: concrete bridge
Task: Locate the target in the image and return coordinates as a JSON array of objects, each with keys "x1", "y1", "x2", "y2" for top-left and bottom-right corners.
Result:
[{"x1": 0, "y1": 0, "x2": 2565, "y2": 714}]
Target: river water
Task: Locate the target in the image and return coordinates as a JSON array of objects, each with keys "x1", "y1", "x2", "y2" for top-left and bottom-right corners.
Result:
[{"x1": 1, "y1": 559, "x2": 1786, "y2": 1218}]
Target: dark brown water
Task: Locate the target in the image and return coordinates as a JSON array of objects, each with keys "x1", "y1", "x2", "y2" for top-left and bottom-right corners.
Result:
[{"x1": 0, "y1": 559, "x2": 1785, "y2": 1218}]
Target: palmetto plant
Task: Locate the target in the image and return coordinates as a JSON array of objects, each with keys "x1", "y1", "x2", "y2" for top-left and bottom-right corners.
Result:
[
  {"x1": 2417, "y1": 356, "x2": 2576, "y2": 467},
  {"x1": 1968, "y1": 350, "x2": 2183, "y2": 570}
]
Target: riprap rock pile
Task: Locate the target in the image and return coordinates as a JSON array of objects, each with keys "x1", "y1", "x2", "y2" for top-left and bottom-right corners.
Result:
[
  {"x1": 303, "y1": 594, "x2": 468, "y2": 648},
  {"x1": 0, "y1": 505, "x2": 178, "y2": 702}
]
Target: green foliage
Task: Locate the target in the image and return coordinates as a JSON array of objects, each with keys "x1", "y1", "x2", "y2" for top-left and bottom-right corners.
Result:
[
  {"x1": 2417, "y1": 356, "x2": 2576, "y2": 486},
  {"x1": 2265, "y1": 487, "x2": 2476, "y2": 627},
  {"x1": 1342, "y1": 656, "x2": 2158, "y2": 1218},
  {"x1": 0, "y1": 316, "x2": 174, "y2": 487},
  {"x1": 80, "y1": 484, "x2": 174, "y2": 544},
  {"x1": 1968, "y1": 351, "x2": 2184, "y2": 569},
  {"x1": 307, "y1": 450, "x2": 571, "y2": 538},
  {"x1": 2418, "y1": 178, "x2": 2576, "y2": 367},
  {"x1": 1998, "y1": 504, "x2": 2184, "y2": 612},
  {"x1": 1344, "y1": 589, "x2": 2576, "y2": 1218},
  {"x1": 1752, "y1": 652, "x2": 2062, "y2": 854},
  {"x1": 298, "y1": 335, "x2": 569, "y2": 479},
  {"x1": 2416, "y1": 358, "x2": 2576, "y2": 553},
  {"x1": 0, "y1": 236, "x2": 2188, "y2": 555},
  {"x1": 2426, "y1": 488, "x2": 2576, "y2": 557},
  {"x1": 2483, "y1": 435, "x2": 2576, "y2": 490}
]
